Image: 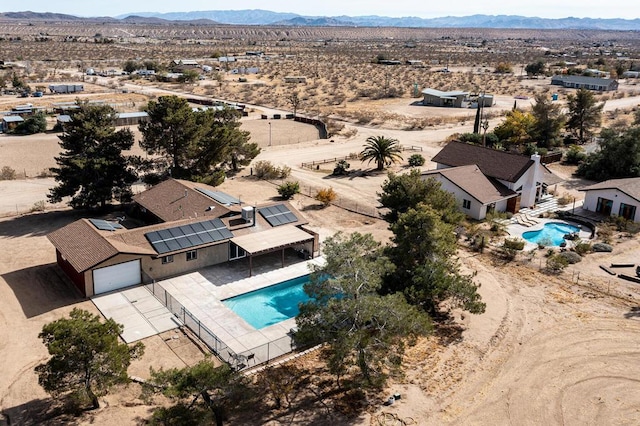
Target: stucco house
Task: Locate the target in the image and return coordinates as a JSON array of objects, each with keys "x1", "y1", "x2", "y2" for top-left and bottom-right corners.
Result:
[
  {"x1": 48, "y1": 179, "x2": 318, "y2": 297},
  {"x1": 428, "y1": 141, "x2": 562, "y2": 219},
  {"x1": 422, "y1": 88, "x2": 468, "y2": 108},
  {"x1": 580, "y1": 177, "x2": 640, "y2": 221},
  {"x1": 550, "y1": 75, "x2": 618, "y2": 91}
]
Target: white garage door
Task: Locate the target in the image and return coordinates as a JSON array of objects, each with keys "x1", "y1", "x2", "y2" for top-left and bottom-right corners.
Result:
[{"x1": 93, "y1": 260, "x2": 141, "y2": 295}]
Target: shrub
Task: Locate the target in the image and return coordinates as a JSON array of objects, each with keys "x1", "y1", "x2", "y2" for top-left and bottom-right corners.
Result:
[
  {"x1": 315, "y1": 187, "x2": 337, "y2": 207},
  {"x1": 592, "y1": 242, "x2": 613, "y2": 252},
  {"x1": 407, "y1": 154, "x2": 426, "y2": 167},
  {"x1": 556, "y1": 192, "x2": 574, "y2": 206},
  {"x1": 30, "y1": 200, "x2": 45, "y2": 212},
  {"x1": 254, "y1": 161, "x2": 291, "y2": 180},
  {"x1": 573, "y1": 241, "x2": 592, "y2": 256},
  {"x1": 0, "y1": 166, "x2": 17, "y2": 180},
  {"x1": 504, "y1": 238, "x2": 525, "y2": 251},
  {"x1": 278, "y1": 181, "x2": 300, "y2": 199},
  {"x1": 558, "y1": 251, "x2": 582, "y2": 264},
  {"x1": 546, "y1": 254, "x2": 569, "y2": 273},
  {"x1": 537, "y1": 236, "x2": 554, "y2": 248},
  {"x1": 564, "y1": 145, "x2": 587, "y2": 165},
  {"x1": 332, "y1": 159, "x2": 350, "y2": 176}
]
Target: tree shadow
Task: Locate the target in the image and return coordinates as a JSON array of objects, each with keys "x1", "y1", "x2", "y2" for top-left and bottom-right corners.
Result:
[
  {"x1": 624, "y1": 307, "x2": 640, "y2": 319},
  {"x1": 0, "y1": 209, "x2": 85, "y2": 239},
  {"x1": 2, "y1": 397, "x2": 83, "y2": 425},
  {"x1": 2, "y1": 263, "x2": 83, "y2": 318}
]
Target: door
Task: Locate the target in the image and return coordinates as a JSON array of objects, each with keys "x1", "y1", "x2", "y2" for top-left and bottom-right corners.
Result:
[{"x1": 93, "y1": 259, "x2": 141, "y2": 295}]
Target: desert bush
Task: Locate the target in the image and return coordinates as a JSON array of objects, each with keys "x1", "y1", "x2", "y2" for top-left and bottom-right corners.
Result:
[
  {"x1": 407, "y1": 154, "x2": 425, "y2": 167},
  {"x1": 30, "y1": 200, "x2": 46, "y2": 212},
  {"x1": 546, "y1": 253, "x2": 569, "y2": 273},
  {"x1": 537, "y1": 236, "x2": 554, "y2": 249},
  {"x1": 573, "y1": 241, "x2": 592, "y2": 256},
  {"x1": 558, "y1": 251, "x2": 582, "y2": 264},
  {"x1": 556, "y1": 192, "x2": 574, "y2": 206},
  {"x1": 332, "y1": 160, "x2": 350, "y2": 176},
  {"x1": 500, "y1": 237, "x2": 525, "y2": 260},
  {"x1": 592, "y1": 242, "x2": 613, "y2": 252},
  {"x1": 315, "y1": 187, "x2": 337, "y2": 207},
  {"x1": 253, "y1": 161, "x2": 291, "y2": 180},
  {"x1": 564, "y1": 145, "x2": 587, "y2": 165},
  {"x1": 0, "y1": 166, "x2": 17, "y2": 180},
  {"x1": 277, "y1": 181, "x2": 300, "y2": 200},
  {"x1": 37, "y1": 168, "x2": 55, "y2": 178}
]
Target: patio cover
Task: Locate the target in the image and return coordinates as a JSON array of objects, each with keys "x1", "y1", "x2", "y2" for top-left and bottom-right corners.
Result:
[{"x1": 231, "y1": 226, "x2": 314, "y2": 256}]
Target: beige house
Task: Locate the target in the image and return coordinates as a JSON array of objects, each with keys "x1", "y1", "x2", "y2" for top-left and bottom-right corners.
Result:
[{"x1": 48, "y1": 179, "x2": 318, "y2": 297}]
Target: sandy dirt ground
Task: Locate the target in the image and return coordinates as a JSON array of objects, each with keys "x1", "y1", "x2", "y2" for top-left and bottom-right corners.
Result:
[{"x1": 2, "y1": 93, "x2": 640, "y2": 425}]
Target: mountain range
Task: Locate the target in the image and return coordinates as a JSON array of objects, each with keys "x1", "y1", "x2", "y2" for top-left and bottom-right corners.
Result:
[{"x1": 1, "y1": 9, "x2": 639, "y2": 30}]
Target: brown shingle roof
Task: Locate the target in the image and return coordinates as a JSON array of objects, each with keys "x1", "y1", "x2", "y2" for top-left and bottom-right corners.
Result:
[
  {"x1": 423, "y1": 165, "x2": 516, "y2": 205},
  {"x1": 132, "y1": 178, "x2": 234, "y2": 222},
  {"x1": 432, "y1": 141, "x2": 534, "y2": 183},
  {"x1": 579, "y1": 177, "x2": 640, "y2": 202},
  {"x1": 47, "y1": 220, "x2": 121, "y2": 272}
]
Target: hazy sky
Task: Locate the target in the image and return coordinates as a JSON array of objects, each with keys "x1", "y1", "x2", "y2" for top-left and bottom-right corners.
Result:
[{"x1": 1, "y1": 0, "x2": 639, "y2": 20}]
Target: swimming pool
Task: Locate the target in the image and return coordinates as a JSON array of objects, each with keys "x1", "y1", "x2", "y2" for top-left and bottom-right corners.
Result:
[
  {"x1": 522, "y1": 222, "x2": 581, "y2": 246},
  {"x1": 222, "y1": 275, "x2": 311, "y2": 329}
]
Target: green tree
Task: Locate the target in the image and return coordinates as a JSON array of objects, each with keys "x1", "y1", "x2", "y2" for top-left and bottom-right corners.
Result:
[
  {"x1": 139, "y1": 95, "x2": 199, "y2": 180},
  {"x1": 180, "y1": 69, "x2": 200, "y2": 83},
  {"x1": 566, "y1": 88, "x2": 604, "y2": 144},
  {"x1": 277, "y1": 181, "x2": 300, "y2": 199},
  {"x1": 530, "y1": 93, "x2": 565, "y2": 148},
  {"x1": 122, "y1": 59, "x2": 140, "y2": 73},
  {"x1": 35, "y1": 308, "x2": 144, "y2": 410},
  {"x1": 493, "y1": 109, "x2": 536, "y2": 148},
  {"x1": 295, "y1": 232, "x2": 431, "y2": 387},
  {"x1": 378, "y1": 170, "x2": 463, "y2": 224},
  {"x1": 12, "y1": 111, "x2": 47, "y2": 134},
  {"x1": 360, "y1": 135, "x2": 403, "y2": 171},
  {"x1": 147, "y1": 360, "x2": 250, "y2": 426},
  {"x1": 525, "y1": 60, "x2": 546, "y2": 76},
  {"x1": 576, "y1": 125, "x2": 640, "y2": 180},
  {"x1": 383, "y1": 203, "x2": 485, "y2": 315},
  {"x1": 48, "y1": 102, "x2": 137, "y2": 209}
]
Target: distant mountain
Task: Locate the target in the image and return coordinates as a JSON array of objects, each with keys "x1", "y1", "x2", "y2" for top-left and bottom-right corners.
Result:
[
  {"x1": 1, "y1": 10, "x2": 639, "y2": 30},
  {"x1": 120, "y1": 10, "x2": 640, "y2": 30}
]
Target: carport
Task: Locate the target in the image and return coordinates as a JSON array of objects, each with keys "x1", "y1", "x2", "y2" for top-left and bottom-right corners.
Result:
[{"x1": 231, "y1": 227, "x2": 315, "y2": 276}]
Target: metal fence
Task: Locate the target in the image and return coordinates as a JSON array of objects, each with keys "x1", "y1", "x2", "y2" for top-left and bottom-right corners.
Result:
[{"x1": 144, "y1": 281, "x2": 297, "y2": 370}]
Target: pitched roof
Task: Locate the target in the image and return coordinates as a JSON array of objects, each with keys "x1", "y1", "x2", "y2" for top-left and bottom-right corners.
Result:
[
  {"x1": 132, "y1": 179, "x2": 234, "y2": 222},
  {"x1": 423, "y1": 165, "x2": 516, "y2": 205},
  {"x1": 579, "y1": 177, "x2": 640, "y2": 202},
  {"x1": 47, "y1": 219, "x2": 152, "y2": 272},
  {"x1": 422, "y1": 88, "x2": 468, "y2": 98},
  {"x1": 432, "y1": 141, "x2": 534, "y2": 183}
]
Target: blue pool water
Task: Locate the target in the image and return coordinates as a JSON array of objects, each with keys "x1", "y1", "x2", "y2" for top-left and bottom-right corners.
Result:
[
  {"x1": 522, "y1": 222, "x2": 581, "y2": 246},
  {"x1": 222, "y1": 275, "x2": 312, "y2": 329}
]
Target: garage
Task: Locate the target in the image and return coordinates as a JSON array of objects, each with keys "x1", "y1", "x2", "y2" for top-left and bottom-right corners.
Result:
[{"x1": 93, "y1": 259, "x2": 141, "y2": 295}]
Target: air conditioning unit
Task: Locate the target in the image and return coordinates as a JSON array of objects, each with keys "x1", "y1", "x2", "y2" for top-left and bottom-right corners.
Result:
[{"x1": 241, "y1": 206, "x2": 254, "y2": 222}]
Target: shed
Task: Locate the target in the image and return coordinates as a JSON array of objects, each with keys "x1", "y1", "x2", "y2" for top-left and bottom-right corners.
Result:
[
  {"x1": 1, "y1": 115, "x2": 24, "y2": 132},
  {"x1": 422, "y1": 88, "x2": 469, "y2": 108}
]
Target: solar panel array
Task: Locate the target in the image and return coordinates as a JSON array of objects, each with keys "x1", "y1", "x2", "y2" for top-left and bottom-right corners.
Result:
[
  {"x1": 196, "y1": 188, "x2": 241, "y2": 206},
  {"x1": 89, "y1": 219, "x2": 123, "y2": 232},
  {"x1": 145, "y1": 218, "x2": 234, "y2": 254},
  {"x1": 259, "y1": 204, "x2": 298, "y2": 227}
]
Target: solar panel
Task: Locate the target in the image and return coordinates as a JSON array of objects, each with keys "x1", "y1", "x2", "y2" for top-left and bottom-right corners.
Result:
[
  {"x1": 144, "y1": 218, "x2": 233, "y2": 254},
  {"x1": 88, "y1": 219, "x2": 123, "y2": 232},
  {"x1": 258, "y1": 204, "x2": 298, "y2": 227},
  {"x1": 196, "y1": 188, "x2": 241, "y2": 205}
]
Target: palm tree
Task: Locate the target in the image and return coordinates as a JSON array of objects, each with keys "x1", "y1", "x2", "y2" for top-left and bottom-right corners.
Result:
[{"x1": 360, "y1": 136, "x2": 403, "y2": 171}]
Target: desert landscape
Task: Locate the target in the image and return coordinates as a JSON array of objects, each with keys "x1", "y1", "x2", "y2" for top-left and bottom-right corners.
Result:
[{"x1": 1, "y1": 19, "x2": 640, "y2": 425}]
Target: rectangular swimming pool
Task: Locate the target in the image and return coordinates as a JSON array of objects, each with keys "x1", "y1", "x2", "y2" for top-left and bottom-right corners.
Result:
[{"x1": 222, "y1": 275, "x2": 312, "y2": 329}]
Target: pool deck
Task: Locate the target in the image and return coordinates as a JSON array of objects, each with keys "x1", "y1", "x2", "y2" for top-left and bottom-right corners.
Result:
[
  {"x1": 507, "y1": 218, "x2": 592, "y2": 250},
  {"x1": 156, "y1": 257, "x2": 324, "y2": 362}
]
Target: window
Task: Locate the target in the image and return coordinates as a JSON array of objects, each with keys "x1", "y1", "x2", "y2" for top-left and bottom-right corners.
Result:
[
  {"x1": 229, "y1": 243, "x2": 246, "y2": 260},
  {"x1": 161, "y1": 255, "x2": 174, "y2": 264},
  {"x1": 619, "y1": 203, "x2": 637, "y2": 221},
  {"x1": 462, "y1": 199, "x2": 471, "y2": 209},
  {"x1": 186, "y1": 250, "x2": 198, "y2": 261}
]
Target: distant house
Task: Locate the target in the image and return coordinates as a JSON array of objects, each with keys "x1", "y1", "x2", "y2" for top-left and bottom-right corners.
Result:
[
  {"x1": 580, "y1": 177, "x2": 640, "y2": 221},
  {"x1": 422, "y1": 88, "x2": 468, "y2": 108},
  {"x1": 284, "y1": 76, "x2": 307, "y2": 84},
  {"x1": 550, "y1": 75, "x2": 618, "y2": 91},
  {"x1": 622, "y1": 71, "x2": 640, "y2": 78},
  {"x1": 171, "y1": 59, "x2": 199, "y2": 71},
  {"x1": 48, "y1": 178, "x2": 319, "y2": 297},
  {"x1": 1, "y1": 115, "x2": 24, "y2": 132},
  {"x1": 429, "y1": 141, "x2": 562, "y2": 218},
  {"x1": 114, "y1": 112, "x2": 149, "y2": 127}
]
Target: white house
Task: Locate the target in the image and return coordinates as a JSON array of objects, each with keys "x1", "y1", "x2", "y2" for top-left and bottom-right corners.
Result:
[
  {"x1": 422, "y1": 165, "x2": 515, "y2": 220},
  {"x1": 429, "y1": 141, "x2": 561, "y2": 218},
  {"x1": 580, "y1": 177, "x2": 640, "y2": 221}
]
